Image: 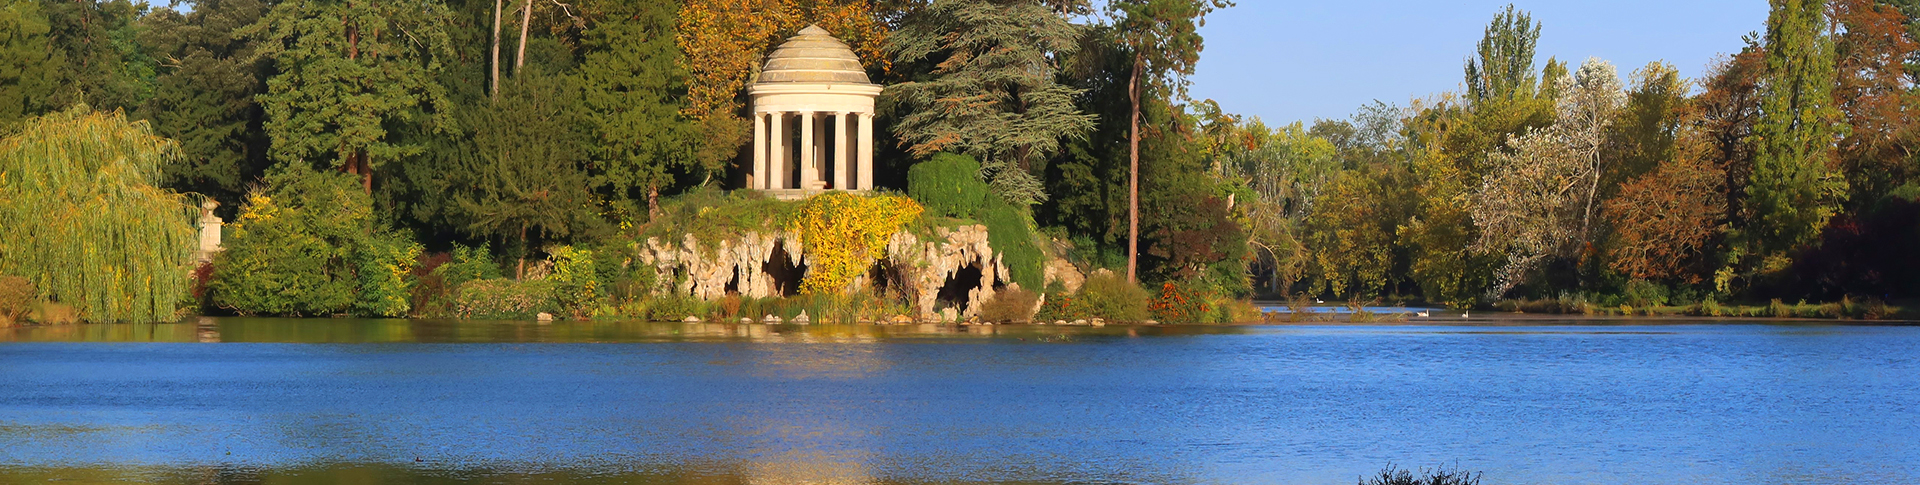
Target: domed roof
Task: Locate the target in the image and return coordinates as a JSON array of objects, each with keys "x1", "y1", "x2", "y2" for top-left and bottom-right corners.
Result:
[{"x1": 758, "y1": 25, "x2": 872, "y2": 85}]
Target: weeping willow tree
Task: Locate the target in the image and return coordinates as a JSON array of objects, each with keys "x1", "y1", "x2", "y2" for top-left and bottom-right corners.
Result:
[{"x1": 0, "y1": 106, "x2": 199, "y2": 323}]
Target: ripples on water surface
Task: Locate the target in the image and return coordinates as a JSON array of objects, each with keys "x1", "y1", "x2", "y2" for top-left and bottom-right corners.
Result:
[{"x1": 2, "y1": 318, "x2": 1917, "y2": 484}]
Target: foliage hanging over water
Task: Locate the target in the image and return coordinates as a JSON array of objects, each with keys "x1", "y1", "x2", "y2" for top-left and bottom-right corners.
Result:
[{"x1": 0, "y1": 107, "x2": 198, "y2": 323}]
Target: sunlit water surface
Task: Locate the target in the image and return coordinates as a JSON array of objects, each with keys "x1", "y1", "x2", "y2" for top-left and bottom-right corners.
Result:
[{"x1": 2, "y1": 318, "x2": 1917, "y2": 484}]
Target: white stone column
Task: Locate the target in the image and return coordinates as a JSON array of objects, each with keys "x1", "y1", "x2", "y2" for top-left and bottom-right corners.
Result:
[
  {"x1": 857, "y1": 112, "x2": 874, "y2": 190},
  {"x1": 752, "y1": 113, "x2": 766, "y2": 190},
  {"x1": 800, "y1": 111, "x2": 820, "y2": 189},
  {"x1": 769, "y1": 112, "x2": 785, "y2": 189},
  {"x1": 834, "y1": 112, "x2": 850, "y2": 190}
]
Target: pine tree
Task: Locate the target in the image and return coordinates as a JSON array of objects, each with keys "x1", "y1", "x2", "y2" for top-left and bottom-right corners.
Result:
[
  {"x1": 136, "y1": 0, "x2": 274, "y2": 203},
  {"x1": 454, "y1": 74, "x2": 605, "y2": 274},
  {"x1": 886, "y1": 0, "x2": 1094, "y2": 206}
]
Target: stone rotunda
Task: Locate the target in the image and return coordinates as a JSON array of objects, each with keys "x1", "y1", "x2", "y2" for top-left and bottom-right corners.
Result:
[{"x1": 749, "y1": 25, "x2": 883, "y2": 199}]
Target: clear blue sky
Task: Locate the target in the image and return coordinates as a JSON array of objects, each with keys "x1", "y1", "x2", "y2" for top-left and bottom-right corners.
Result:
[{"x1": 1186, "y1": 1, "x2": 1771, "y2": 125}]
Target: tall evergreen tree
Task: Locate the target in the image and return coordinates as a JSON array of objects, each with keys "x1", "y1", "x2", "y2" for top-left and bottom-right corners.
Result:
[
  {"x1": 454, "y1": 74, "x2": 604, "y2": 275},
  {"x1": 39, "y1": 0, "x2": 157, "y2": 114},
  {"x1": 577, "y1": 0, "x2": 698, "y2": 217},
  {"x1": 245, "y1": 0, "x2": 456, "y2": 193},
  {"x1": 886, "y1": 0, "x2": 1093, "y2": 206},
  {"x1": 136, "y1": 0, "x2": 275, "y2": 204},
  {"x1": 1735, "y1": 0, "x2": 1848, "y2": 283},
  {"x1": 0, "y1": 0, "x2": 58, "y2": 127}
]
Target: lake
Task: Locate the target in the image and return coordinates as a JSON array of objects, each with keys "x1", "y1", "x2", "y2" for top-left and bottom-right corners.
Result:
[{"x1": 2, "y1": 318, "x2": 1917, "y2": 484}]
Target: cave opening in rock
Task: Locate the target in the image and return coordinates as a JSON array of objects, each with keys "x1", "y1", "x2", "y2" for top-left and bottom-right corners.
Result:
[
  {"x1": 933, "y1": 263, "x2": 983, "y2": 312},
  {"x1": 763, "y1": 241, "x2": 806, "y2": 297},
  {"x1": 866, "y1": 260, "x2": 894, "y2": 296},
  {"x1": 724, "y1": 270, "x2": 740, "y2": 295}
]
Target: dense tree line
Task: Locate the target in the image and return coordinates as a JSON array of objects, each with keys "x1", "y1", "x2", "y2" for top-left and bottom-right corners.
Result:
[
  {"x1": 1, "y1": 0, "x2": 1916, "y2": 320},
  {"x1": 1211, "y1": 0, "x2": 1920, "y2": 307}
]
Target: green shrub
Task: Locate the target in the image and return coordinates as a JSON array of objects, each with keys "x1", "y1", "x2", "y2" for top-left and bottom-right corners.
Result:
[
  {"x1": 1149, "y1": 280, "x2": 1212, "y2": 323},
  {"x1": 1076, "y1": 272, "x2": 1150, "y2": 322},
  {"x1": 586, "y1": 241, "x2": 654, "y2": 305},
  {"x1": 907, "y1": 153, "x2": 989, "y2": 218},
  {"x1": 411, "y1": 244, "x2": 503, "y2": 317},
  {"x1": 1214, "y1": 298, "x2": 1265, "y2": 324},
  {"x1": 977, "y1": 194, "x2": 1044, "y2": 290},
  {"x1": 1768, "y1": 298, "x2": 1794, "y2": 317},
  {"x1": 547, "y1": 245, "x2": 598, "y2": 317},
  {"x1": 979, "y1": 288, "x2": 1039, "y2": 324},
  {"x1": 353, "y1": 231, "x2": 422, "y2": 317},
  {"x1": 437, "y1": 244, "x2": 504, "y2": 290},
  {"x1": 211, "y1": 168, "x2": 366, "y2": 316},
  {"x1": 644, "y1": 293, "x2": 708, "y2": 322},
  {"x1": 1621, "y1": 279, "x2": 1669, "y2": 308},
  {"x1": 638, "y1": 188, "x2": 795, "y2": 252},
  {"x1": 212, "y1": 166, "x2": 428, "y2": 317},
  {"x1": 453, "y1": 278, "x2": 559, "y2": 319}
]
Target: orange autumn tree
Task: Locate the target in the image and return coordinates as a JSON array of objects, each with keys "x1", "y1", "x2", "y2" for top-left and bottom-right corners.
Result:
[
  {"x1": 676, "y1": 0, "x2": 890, "y2": 169},
  {"x1": 1832, "y1": 0, "x2": 1919, "y2": 199},
  {"x1": 1604, "y1": 121, "x2": 1727, "y2": 283}
]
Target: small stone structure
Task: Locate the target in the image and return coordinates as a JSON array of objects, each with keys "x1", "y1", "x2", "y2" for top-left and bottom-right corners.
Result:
[
  {"x1": 193, "y1": 199, "x2": 223, "y2": 264},
  {"x1": 749, "y1": 25, "x2": 881, "y2": 200}
]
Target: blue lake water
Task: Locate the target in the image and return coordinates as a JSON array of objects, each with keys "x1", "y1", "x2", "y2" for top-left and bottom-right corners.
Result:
[{"x1": 2, "y1": 318, "x2": 1917, "y2": 484}]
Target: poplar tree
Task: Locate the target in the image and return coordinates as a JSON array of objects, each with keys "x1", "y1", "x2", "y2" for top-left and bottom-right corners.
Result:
[
  {"x1": 246, "y1": 0, "x2": 456, "y2": 193},
  {"x1": 1735, "y1": 0, "x2": 1847, "y2": 281},
  {"x1": 887, "y1": 0, "x2": 1093, "y2": 206}
]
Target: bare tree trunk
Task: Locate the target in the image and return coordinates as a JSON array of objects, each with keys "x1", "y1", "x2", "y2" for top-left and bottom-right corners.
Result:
[
  {"x1": 490, "y1": 0, "x2": 501, "y2": 99},
  {"x1": 648, "y1": 184, "x2": 661, "y2": 220},
  {"x1": 516, "y1": 226, "x2": 528, "y2": 280},
  {"x1": 1126, "y1": 56, "x2": 1142, "y2": 284},
  {"x1": 515, "y1": 0, "x2": 531, "y2": 74}
]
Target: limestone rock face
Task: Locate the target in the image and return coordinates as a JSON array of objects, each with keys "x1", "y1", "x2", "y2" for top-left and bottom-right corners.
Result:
[
  {"x1": 1043, "y1": 257, "x2": 1084, "y2": 293},
  {"x1": 634, "y1": 231, "x2": 805, "y2": 300},
  {"x1": 885, "y1": 225, "x2": 1004, "y2": 320},
  {"x1": 634, "y1": 224, "x2": 1010, "y2": 319}
]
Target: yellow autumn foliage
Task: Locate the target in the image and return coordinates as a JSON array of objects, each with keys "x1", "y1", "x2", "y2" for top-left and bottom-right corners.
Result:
[{"x1": 785, "y1": 192, "x2": 922, "y2": 294}]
